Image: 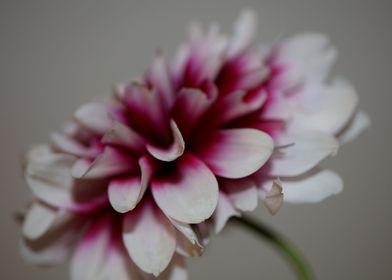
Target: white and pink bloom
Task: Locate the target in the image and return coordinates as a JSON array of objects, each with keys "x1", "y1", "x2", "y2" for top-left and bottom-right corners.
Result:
[{"x1": 20, "y1": 10, "x2": 369, "y2": 279}]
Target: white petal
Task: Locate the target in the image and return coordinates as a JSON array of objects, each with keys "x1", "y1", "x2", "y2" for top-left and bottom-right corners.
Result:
[
  {"x1": 146, "y1": 54, "x2": 175, "y2": 108},
  {"x1": 97, "y1": 246, "x2": 142, "y2": 280},
  {"x1": 221, "y1": 178, "x2": 258, "y2": 212},
  {"x1": 21, "y1": 224, "x2": 78, "y2": 265},
  {"x1": 101, "y1": 121, "x2": 145, "y2": 153},
  {"x1": 226, "y1": 9, "x2": 257, "y2": 58},
  {"x1": 269, "y1": 131, "x2": 339, "y2": 177},
  {"x1": 168, "y1": 217, "x2": 201, "y2": 247},
  {"x1": 73, "y1": 147, "x2": 137, "y2": 179},
  {"x1": 155, "y1": 254, "x2": 188, "y2": 280},
  {"x1": 70, "y1": 219, "x2": 111, "y2": 280},
  {"x1": 51, "y1": 132, "x2": 93, "y2": 157},
  {"x1": 213, "y1": 192, "x2": 240, "y2": 234},
  {"x1": 197, "y1": 128, "x2": 273, "y2": 179},
  {"x1": 277, "y1": 33, "x2": 337, "y2": 84},
  {"x1": 152, "y1": 153, "x2": 219, "y2": 224},
  {"x1": 175, "y1": 231, "x2": 204, "y2": 258},
  {"x1": 25, "y1": 152, "x2": 76, "y2": 207},
  {"x1": 74, "y1": 103, "x2": 113, "y2": 134},
  {"x1": 22, "y1": 202, "x2": 57, "y2": 240},
  {"x1": 123, "y1": 201, "x2": 176, "y2": 276},
  {"x1": 146, "y1": 120, "x2": 185, "y2": 162},
  {"x1": 281, "y1": 169, "x2": 343, "y2": 203},
  {"x1": 289, "y1": 80, "x2": 358, "y2": 135},
  {"x1": 338, "y1": 110, "x2": 370, "y2": 144},
  {"x1": 108, "y1": 176, "x2": 142, "y2": 213}
]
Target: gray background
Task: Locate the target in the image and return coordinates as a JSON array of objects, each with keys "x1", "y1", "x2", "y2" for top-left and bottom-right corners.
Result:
[{"x1": 0, "y1": 0, "x2": 390, "y2": 279}]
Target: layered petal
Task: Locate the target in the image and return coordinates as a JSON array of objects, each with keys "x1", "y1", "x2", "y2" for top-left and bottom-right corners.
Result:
[
  {"x1": 213, "y1": 192, "x2": 240, "y2": 233},
  {"x1": 72, "y1": 146, "x2": 137, "y2": 179},
  {"x1": 22, "y1": 202, "x2": 58, "y2": 240},
  {"x1": 280, "y1": 168, "x2": 343, "y2": 203},
  {"x1": 70, "y1": 217, "x2": 112, "y2": 280},
  {"x1": 108, "y1": 176, "x2": 142, "y2": 213},
  {"x1": 101, "y1": 121, "x2": 145, "y2": 154},
  {"x1": 146, "y1": 54, "x2": 175, "y2": 109},
  {"x1": 288, "y1": 80, "x2": 359, "y2": 135},
  {"x1": 74, "y1": 103, "x2": 114, "y2": 134},
  {"x1": 25, "y1": 152, "x2": 77, "y2": 208},
  {"x1": 197, "y1": 128, "x2": 273, "y2": 179},
  {"x1": 152, "y1": 153, "x2": 219, "y2": 224},
  {"x1": 146, "y1": 120, "x2": 185, "y2": 162},
  {"x1": 226, "y1": 9, "x2": 257, "y2": 58},
  {"x1": 123, "y1": 200, "x2": 176, "y2": 276},
  {"x1": 338, "y1": 110, "x2": 371, "y2": 144},
  {"x1": 268, "y1": 131, "x2": 339, "y2": 177},
  {"x1": 221, "y1": 178, "x2": 258, "y2": 212}
]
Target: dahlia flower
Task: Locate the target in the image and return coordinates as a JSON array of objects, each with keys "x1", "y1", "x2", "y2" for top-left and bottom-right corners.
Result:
[{"x1": 20, "y1": 10, "x2": 369, "y2": 279}]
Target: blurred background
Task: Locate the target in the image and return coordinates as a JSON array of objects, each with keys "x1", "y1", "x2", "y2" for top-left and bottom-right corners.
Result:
[{"x1": 0, "y1": 0, "x2": 390, "y2": 279}]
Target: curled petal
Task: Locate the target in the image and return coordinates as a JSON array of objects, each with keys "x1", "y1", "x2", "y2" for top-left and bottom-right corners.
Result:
[
  {"x1": 147, "y1": 120, "x2": 185, "y2": 162},
  {"x1": 152, "y1": 153, "x2": 219, "y2": 224},
  {"x1": 197, "y1": 128, "x2": 273, "y2": 179},
  {"x1": 123, "y1": 200, "x2": 176, "y2": 276}
]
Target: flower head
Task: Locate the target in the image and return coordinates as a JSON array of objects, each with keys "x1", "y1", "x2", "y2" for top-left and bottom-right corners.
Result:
[{"x1": 20, "y1": 10, "x2": 369, "y2": 279}]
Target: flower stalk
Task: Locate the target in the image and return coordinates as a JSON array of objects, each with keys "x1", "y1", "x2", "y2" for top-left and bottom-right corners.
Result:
[{"x1": 231, "y1": 215, "x2": 314, "y2": 280}]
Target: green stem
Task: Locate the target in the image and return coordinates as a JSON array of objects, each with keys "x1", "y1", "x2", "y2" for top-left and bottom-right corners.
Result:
[{"x1": 230, "y1": 215, "x2": 314, "y2": 280}]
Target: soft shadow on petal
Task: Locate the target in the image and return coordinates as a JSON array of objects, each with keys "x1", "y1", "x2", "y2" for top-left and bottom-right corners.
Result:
[
  {"x1": 123, "y1": 200, "x2": 176, "y2": 276},
  {"x1": 280, "y1": 168, "x2": 343, "y2": 203},
  {"x1": 73, "y1": 147, "x2": 137, "y2": 179},
  {"x1": 108, "y1": 176, "x2": 142, "y2": 213},
  {"x1": 101, "y1": 121, "x2": 145, "y2": 154},
  {"x1": 152, "y1": 153, "x2": 219, "y2": 224},
  {"x1": 147, "y1": 120, "x2": 185, "y2": 162},
  {"x1": 74, "y1": 103, "x2": 114, "y2": 134},
  {"x1": 70, "y1": 216, "x2": 112, "y2": 280},
  {"x1": 22, "y1": 202, "x2": 58, "y2": 240},
  {"x1": 289, "y1": 80, "x2": 358, "y2": 135},
  {"x1": 226, "y1": 9, "x2": 258, "y2": 59},
  {"x1": 197, "y1": 128, "x2": 273, "y2": 179},
  {"x1": 220, "y1": 178, "x2": 258, "y2": 212},
  {"x1": 269, "y1": 130, "x2": 339, "y2": 177},
  {"x1": 212, "y1": 192, "x2": 240, "y2": 234},
  {"x1": 338, "y1": 110, "x2": 371, "y2": 144}
]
